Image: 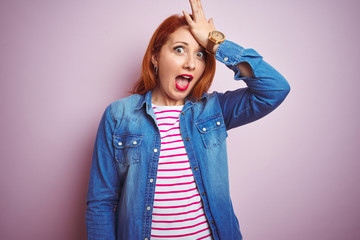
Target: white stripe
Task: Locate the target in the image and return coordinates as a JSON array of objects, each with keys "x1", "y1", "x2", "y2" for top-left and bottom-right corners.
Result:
[{"x1": 151, "y1": 105, "x2": 213, "y2": 239}]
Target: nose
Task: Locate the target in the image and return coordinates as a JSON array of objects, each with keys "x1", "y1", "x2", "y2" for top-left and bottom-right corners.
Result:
[{"x1": 183, "y1": 54, "x2": 195, "y2": 71}]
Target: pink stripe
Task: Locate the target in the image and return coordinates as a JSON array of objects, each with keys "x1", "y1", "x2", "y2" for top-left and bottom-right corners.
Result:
[
  {"x1": 156, "y1": 116, "x2": 178, "y2": 120},
  {"x1": 152, "y1": 214, "x2": 205, "y2": 223},
  {"x1": 156, "y1": 174, "x2": 193, "y2": 179},
  {"x1": 153, "y1": 200, "x2": 201, "y2": 209},
  {"x1": 161, "y1": 134, "x2": 181, "y2": 139},
  {"x1": 161, "y1": 139, "x2": 183, "y2": 144},
  {"x1": 160, "y1": 146, "x2": 185, "y2": 151},
  {"x1": 151, "y1": 227, "x2": 209, "y2": 238},
  {"x1": 160, "y1": 127, "x2": 180, "y2": 133},
  {"x1": 197, "y1": 233, "x2": 212, "y2": 240},
  {"x1": 159, "y1": 153, "x2": 187, "y2": 158},
  {"x1": 154, "y1": 193, "x2": 199, "y2": 201},
  {"x1": 158, "y1": 160, "x2": 189, "y2": 165},
  {"x1": 151, "y1": 220, "x2": 207, "y2": 231},
  {"x1": 158, "y1": 123, "x2": 174, "y2": 126},
  {"x1": 156, "y1": 180, "x2": 195, "y2": 186},
  {"x1": 155, "y1": 187, "x2": 197, "y2": 194},
  {"x1": 152, "y1": 206, "x2": 202, "y2": 216},
  {"x1": 157, "y1": 167, "x2": 191, "y2": 172},
  {"x1": 155, "y1": 110, "x2": 181, "y2": 114}
]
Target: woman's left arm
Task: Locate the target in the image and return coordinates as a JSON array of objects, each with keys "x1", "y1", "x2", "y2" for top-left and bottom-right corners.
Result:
[
  {"x1": 184, "y1": 0, "x2": 254, "y2": 78},
  {"x1": 214, "y1": 40, "x2": 290, "y2": 129},
  {"x1": 184, "y1": 0, "x2": 290, "y2": 130}
]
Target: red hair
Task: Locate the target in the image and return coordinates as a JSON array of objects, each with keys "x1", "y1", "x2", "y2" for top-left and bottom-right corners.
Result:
[{"x1": 132, "y1": 14, "x2": 216, "y2": 101}]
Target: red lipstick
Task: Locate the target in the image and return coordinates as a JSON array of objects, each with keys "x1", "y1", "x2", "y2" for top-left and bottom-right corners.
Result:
[{"x1": 175, "y1": 74, "x2": 193, "y2": 91}]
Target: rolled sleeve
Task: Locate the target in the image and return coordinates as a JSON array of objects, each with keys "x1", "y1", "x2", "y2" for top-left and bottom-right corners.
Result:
[
  {"x1": 215, "y1": 40, "x2": 290, "y2": 130},
  {"x1": 216, "y1": 40, "x2": 263, "y2": 80}
]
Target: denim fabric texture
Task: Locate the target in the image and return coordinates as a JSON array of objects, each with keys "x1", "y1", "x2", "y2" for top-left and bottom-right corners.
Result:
[{"x1": 86, "y1": 40, "x2": 290, "y2": 240}]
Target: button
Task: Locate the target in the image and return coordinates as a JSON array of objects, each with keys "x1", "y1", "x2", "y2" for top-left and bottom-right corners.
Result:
[
  {"x1": 216, "y1": 121, "x2": 221, "y2": 126},
  {"x1": 211, "y1": 220, "x2": 215, "y2": 224},
  {"x1": 185, "y1": 137, "x2": 190, "y2": 141},
  {"x1": 146, "y1": 206, "x2": 151, "y2": 211},
  {"x1": 133, "y1": 141, "x2": 137, "y2": 145},
  {"x1": 118, "y1": 142, "x2": 122, "y2": 146},
  {"x1": 202, "y1": 192, "x2": 206, "y2": 196},
  {"x1": 224, "y1": 57, "x2": 229, "y2": 62},
  {"x1": 202, "y1": 128, "x2": 206, "y2": 132},
  {"x1": 194, "y1": 167, "x2": 198, "y2": 171},
  {"x1": 181, "y1": 112, "x2": 185, "y2": 115},
  {"x1": 154, "y1": 148, "x2": 158, "y2": 153},
  {"x1": 149, "y1": 178, "x2": 154, "y2": 183}
]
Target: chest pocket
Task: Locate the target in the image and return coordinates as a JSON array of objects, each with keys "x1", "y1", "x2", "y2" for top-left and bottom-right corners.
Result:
[
  {"x1": 195, "y1": 114, "x2": 228, "y2": 149},
  {"x1": 113, "y1": 134, "x2": 143, "y2": 165}
]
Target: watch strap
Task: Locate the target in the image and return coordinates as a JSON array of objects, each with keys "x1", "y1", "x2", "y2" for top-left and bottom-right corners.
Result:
[{"x1": 205, "y1": 40, "x2": 216, "y2": 55}]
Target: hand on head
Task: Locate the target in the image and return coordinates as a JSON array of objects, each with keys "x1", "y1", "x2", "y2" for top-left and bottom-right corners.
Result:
[{"x1": 183, "y1": 0, "x2": 216, "y2": 49}]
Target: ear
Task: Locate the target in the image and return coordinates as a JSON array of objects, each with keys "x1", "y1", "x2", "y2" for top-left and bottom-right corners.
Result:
[{"x1": 151, "y1": 53, "x2": 158, "y2": 67}]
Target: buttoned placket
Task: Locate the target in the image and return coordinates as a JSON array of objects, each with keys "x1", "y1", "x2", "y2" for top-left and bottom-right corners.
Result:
[
  {"x1": 178, "y1": 104, "x2": 219, "y2": 240},
  {"x1": 142, "y1": 104, "x2": 162, "y2": 240}
]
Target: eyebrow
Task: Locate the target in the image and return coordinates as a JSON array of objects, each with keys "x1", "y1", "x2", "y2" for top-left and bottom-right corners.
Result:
[
  {"x1": 172, "y1": 41, "x2": 204, "y2": 51},
  {"x1": 172, "y1": 41, "x2": 189, "y2": 46}
]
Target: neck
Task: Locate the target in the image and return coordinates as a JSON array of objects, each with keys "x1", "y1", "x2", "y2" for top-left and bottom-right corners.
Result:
[{"x1": 151, "y1": 87, "x2": 185, "y2": 106}]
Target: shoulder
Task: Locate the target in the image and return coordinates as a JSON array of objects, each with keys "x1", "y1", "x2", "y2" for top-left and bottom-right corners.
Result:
[
  {"x1": 190, "y1": 91, "x2": 222, "y2": 116},
  {"x1": 110, "y1": 94, "x2": 143, "y2": 109},
  {"x1": 107, "y1": 94, "x2": 144, "y2": 120},
  {"x1": 201, "y1": 91, "x2": 221, "y2": 107}
]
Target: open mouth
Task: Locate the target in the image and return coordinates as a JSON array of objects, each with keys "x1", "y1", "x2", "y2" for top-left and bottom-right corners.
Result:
[{"x1": 175, "y1": 74, "x2": 193, "y2": 91}]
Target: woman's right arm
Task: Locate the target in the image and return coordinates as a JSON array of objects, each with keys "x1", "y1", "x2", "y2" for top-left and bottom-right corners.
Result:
[{"x1": 86, "y1": 105, "x2": 120, "y2": 240}]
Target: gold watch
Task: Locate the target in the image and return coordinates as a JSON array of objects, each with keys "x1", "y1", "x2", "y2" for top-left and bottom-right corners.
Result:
[{"x1": 205, "y1": 31, "x2": 225, "y2": 55}]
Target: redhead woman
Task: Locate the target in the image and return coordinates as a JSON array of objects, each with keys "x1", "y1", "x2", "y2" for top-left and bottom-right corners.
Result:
[{"x1": 85, "y1": 0, "x2": 290, "y2": 239}]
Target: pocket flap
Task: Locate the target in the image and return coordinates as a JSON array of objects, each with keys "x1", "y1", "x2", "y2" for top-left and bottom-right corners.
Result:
[
  {"x1": 195, "y1": 115, "x2": 224, "y2": 134},
  {"x1": 113, "y1": 134, "x2": 143, "y2": 149},
  {"x1": 195, "y1": 114, "x2": 227, "y2": 149}
]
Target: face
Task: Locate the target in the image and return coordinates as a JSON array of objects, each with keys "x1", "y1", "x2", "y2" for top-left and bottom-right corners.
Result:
[{"x1": 151, "y1": 26, "x2": 206, "y2": 106}]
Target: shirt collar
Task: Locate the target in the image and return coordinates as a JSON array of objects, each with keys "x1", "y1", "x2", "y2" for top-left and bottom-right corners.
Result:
[{"x1": 135, "y1": 90, "x2": 209, "y2": 111}]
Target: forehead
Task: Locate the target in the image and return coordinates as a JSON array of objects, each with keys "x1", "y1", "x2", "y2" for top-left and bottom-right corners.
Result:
[{"x1": 166, "y1": 26, "x2": 201, "y2": 48}]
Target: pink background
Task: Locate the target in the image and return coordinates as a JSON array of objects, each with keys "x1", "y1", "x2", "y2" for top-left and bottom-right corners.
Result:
[{"x1": 1, "y1": 0, "x2": 359, "y2": 239}]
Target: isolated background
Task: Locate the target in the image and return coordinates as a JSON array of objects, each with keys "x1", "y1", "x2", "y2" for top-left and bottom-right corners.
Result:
[{"x1": 1, "y1": 0, "x2": 359, "y2": 239}]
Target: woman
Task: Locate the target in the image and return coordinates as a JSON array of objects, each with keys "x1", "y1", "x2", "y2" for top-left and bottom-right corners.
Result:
[{"x1": 86, "y1": 0, "x2": 290, "y2": 239}]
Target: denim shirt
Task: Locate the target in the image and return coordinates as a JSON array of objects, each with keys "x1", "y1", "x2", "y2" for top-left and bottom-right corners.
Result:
[{"x1": 86, "y1": 40, "x2": 290, "y2": 240}]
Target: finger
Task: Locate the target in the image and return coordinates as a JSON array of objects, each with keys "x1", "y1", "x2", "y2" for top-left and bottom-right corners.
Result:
[
  {"x1": 208, "y1": 18, "x2": 215, "y2": 29},
  {"x1": 182, "y1": 10, "x2": 194, "y2": 26},
  {"x1": 189, "y1": 0, "x2": 197, "y2": 19},
  {"x1": 195, "y1": 0, "x2": 208, "y2": 23},
  {"x1": 197, "y1": 0, "x2": 206, "y2": 18},
  {"x1": 190, "y1": 0, "x2": 203, "y2": 21}
]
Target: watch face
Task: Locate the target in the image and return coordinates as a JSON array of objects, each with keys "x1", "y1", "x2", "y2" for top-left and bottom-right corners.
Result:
[{"x1": 212, "y1": 31, "x2": 225, "y2": 40}]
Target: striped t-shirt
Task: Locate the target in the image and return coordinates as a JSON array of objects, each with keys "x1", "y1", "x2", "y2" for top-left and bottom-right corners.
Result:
[{"x1": 150, "y1": 105, "x2": 213, "y2": 240}]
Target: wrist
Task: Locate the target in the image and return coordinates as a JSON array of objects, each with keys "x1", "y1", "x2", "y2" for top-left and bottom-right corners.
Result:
[{"x1": 212, "y1": 43, "x2": 220, "y2": 54}]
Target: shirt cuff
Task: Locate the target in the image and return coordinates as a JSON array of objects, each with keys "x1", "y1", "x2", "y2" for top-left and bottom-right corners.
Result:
[{"x1": 215, "y1": 40, "x2": 263, "y2": 79}]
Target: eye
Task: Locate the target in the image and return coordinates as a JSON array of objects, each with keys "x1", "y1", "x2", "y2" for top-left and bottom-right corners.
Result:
[
  {"x1": 174, "y1": 46, "x2": 185, "y2": 54},
  {"x1": 196, "y1": 50, "x2": 205, "y2": 60}
]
